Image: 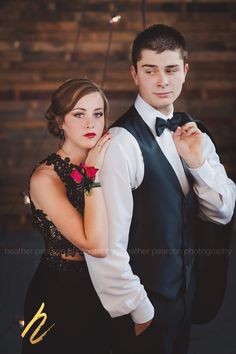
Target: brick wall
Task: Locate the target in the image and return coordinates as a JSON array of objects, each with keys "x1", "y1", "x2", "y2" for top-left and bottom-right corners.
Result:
[{"x1": 0, "y1": 0, "x2": 235, "y2": 232}]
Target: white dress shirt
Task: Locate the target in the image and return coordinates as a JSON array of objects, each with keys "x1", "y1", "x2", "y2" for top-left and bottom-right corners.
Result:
[{"x1": 85, "y1": 94, "x2": 236, "y2": 324}]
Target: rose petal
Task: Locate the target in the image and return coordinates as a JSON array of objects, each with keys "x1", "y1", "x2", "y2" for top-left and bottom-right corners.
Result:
[
  {"x1": 70, "y1": 169, "x2": 83, "y2": 183},
  {"x1": 86, "y1": 166, "x2": 99, "y2": 179}
]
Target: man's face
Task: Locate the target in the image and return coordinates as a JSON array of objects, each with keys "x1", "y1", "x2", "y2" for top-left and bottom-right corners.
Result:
[{"x1": 131, "y1": 49, "x2": 189, "y2": 115}]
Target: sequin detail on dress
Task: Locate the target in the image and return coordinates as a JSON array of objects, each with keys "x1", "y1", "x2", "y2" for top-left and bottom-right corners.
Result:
[{"x1": 30, "y1": 153, "x2": 85, "y2": 262}]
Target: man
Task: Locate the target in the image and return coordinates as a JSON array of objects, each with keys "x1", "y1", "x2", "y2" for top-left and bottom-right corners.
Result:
[{"x1": 85, "y1": 24, "x2": 236, "y2": 354}]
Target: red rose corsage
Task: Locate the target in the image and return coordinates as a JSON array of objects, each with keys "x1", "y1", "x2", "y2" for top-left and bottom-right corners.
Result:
[
  {"x1": 70, "y1": 163, "x2": 99, "y2": 195},
  {"x1": 80, "y1": 163, "x2": 98, "y2": 180},
  {"x1": 70, "y1": 169, "x2": 83, "y2": 184}
]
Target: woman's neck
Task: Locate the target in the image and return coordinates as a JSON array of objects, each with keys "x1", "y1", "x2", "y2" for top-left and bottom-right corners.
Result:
[{"x1": 57, "y1": 144, "x2": 88, "y2": 166}]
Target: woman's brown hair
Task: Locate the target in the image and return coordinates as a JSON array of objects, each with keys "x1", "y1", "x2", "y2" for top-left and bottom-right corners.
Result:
[{"x1": 45, "y1": 78, "x2": 109, "y2": 139}]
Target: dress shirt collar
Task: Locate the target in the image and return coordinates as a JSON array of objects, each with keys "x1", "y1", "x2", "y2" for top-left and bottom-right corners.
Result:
[{"x1": 134, "y1": 94, "x2": 174, "y2": 134}]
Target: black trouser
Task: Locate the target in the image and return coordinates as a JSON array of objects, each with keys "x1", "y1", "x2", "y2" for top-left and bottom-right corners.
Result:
[{"x1": 111, "y1": 278, "x2": 195, "y2": 354}]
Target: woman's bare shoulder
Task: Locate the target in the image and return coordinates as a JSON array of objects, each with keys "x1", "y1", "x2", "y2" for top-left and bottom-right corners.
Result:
[{"x1": 30, "y1": 163, "x2": 62, "y2": 190}]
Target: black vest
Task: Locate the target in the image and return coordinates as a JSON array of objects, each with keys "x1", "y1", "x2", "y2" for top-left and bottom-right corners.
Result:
[
  {"x1": 112, "y1": 106, "x2": 199, "y2": 300},
  {"x1": 111, "y1": 105, "x2": 232, "y2": 323}
]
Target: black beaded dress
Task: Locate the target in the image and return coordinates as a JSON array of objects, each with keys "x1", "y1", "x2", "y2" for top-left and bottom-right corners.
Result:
[{"x1": 22, "y1": 153, "x2": 111, "y2": 354}]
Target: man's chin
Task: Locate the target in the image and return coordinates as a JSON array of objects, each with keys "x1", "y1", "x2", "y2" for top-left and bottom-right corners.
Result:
[{"x1": 152, "y1": 101, "x2": 173, "y2": 115}]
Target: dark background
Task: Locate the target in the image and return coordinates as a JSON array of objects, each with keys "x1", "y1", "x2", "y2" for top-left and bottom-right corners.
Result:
[{"x1": 0, "y1": 1, "x2": 236, "y2": 353}]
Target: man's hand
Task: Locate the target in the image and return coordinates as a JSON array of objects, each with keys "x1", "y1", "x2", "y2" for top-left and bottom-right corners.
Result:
[
  {"x1": 135, "y1": 319, "x2": 152, "y2": 336},
  {"x1": 173, "y1": 122, "x2": 204, "y2": 168}
]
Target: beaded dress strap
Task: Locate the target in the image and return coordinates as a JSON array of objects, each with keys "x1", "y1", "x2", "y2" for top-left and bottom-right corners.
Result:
[
  {"x1": 29, "y1": 153, "x2": 84, "y2": 213},
  {"x1": 44, "y1": 153, "x2": 77, "y2": 185}
]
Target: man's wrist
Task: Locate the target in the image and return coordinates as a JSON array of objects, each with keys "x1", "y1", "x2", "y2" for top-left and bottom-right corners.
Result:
[
  {"x1": 130, "y1": 297, "x2": 154, "y2": 324},
  {"x1": 185, "y1": 156, "x2": 205, "y2": 169}
]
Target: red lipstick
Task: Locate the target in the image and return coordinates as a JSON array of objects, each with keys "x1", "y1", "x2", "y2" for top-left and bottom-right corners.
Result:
[{"x1": 83, "y1": 133, "x2": 96, "y2": 139}]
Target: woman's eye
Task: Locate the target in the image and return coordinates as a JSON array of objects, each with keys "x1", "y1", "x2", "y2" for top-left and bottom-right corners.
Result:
[
  {"x1": 74, "y1": 112, "x2": 84, "y2": 118},
  {"x1": 95, "y1": 112, "x2": 104, "y2": 118}
]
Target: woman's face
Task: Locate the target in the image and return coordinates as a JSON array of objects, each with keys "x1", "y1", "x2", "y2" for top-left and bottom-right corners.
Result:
[{"x1": 62, "y1": 91, "x2": 105, "y2": 151}]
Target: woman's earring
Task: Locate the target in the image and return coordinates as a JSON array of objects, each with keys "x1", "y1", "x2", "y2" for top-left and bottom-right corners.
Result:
[{"x1": 59, "y1": 128, "x2": 64, "y2": 140}]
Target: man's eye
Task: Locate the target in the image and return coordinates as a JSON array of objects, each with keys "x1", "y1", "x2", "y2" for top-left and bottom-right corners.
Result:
[
  {"x1": 145, "y1": 70, "x2": 154, "y2": 74},
  {"x1": 166, "y1": 68, "x2": 178, "y2": 74}
]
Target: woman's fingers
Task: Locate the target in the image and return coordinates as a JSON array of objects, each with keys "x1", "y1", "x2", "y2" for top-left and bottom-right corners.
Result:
[
  {"x1": 97, "y1": 134, "x2": 111, "y2": 155},
  {"x1": 85, "y1": 132, "x2": 111, "y2": 168},
  {"x1": 96, "y1": 131, "x2": 111, "y2": 149},
  {"x1": 100, "y1": 135, "x2": 111, "y2": 151}
]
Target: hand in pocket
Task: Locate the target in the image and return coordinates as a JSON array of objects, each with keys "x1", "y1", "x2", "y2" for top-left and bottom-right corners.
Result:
[{"x1": 135, "y1": 319, "x2": 152, "y2": 336}]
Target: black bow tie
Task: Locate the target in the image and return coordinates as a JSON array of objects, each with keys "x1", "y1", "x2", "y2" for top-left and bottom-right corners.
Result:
[{"x1": 155, "y1": 115, "x2": 181, "y2": 137}]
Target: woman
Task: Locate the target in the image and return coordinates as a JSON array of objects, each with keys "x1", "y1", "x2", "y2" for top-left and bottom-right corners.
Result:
[{"x1": 21, "y1": 78, "x2": 112, "y2": 354}]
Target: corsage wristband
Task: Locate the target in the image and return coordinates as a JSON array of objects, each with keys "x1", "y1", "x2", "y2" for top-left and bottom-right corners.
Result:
[{"x1": 90, "y1": 182, "x2": 101, "y2": 189}]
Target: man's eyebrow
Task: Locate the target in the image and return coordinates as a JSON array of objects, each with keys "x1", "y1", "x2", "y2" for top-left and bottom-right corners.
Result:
[
  {"x1": 141, "y1": 64, "x2": 157, "y2": 68},
  {"x1": 166, "y1": 64, "x2": 180, "y2": 68},
  {"x1": 141, "y1": 64, "x2": 180, "y2": 68}
]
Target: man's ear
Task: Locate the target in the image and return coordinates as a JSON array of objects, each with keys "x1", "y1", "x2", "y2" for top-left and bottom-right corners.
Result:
[
  {"x1": 130, "y1": 65, "x2": 139, "y2": 86},
  {"x1": 183, "y1": 63, "x2": 189, "y2": 82}
]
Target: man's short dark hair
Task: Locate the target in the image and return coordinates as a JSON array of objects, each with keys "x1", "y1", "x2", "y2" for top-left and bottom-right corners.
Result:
[{"x1": 131, "y1": 24, "x2": 188, "y2": 71}]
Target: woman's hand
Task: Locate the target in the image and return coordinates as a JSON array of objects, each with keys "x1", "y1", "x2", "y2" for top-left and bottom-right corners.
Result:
[{"x1": 85, "y1": 132, "x2": 111, "y2": 170}]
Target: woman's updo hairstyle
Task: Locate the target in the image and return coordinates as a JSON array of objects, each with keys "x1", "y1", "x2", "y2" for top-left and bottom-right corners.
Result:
[{"x1": 45, "y1": 78, "x2": 109, "y2": 139}]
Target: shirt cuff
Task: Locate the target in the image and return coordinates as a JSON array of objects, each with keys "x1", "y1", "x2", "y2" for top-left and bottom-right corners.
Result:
[
  {"x1": 130, "y1": 297, "x2": 155, "y2": 324},
  {"x1": 188, "y1": 159, "x2": 216, "y2": 187}
]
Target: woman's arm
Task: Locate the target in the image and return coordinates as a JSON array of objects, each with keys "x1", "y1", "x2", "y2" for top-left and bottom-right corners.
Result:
[
  {"x1": 30, "y1": 133, "x2": 110, "y2": 257},
  {"x1": 30, "y1": 168, "x2": 108, "y2": 257}
]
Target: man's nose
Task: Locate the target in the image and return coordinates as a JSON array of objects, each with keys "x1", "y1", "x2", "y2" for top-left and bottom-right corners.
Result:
[{"x1": 156, "y1": 72, "x2": 169, "y2": 87}]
